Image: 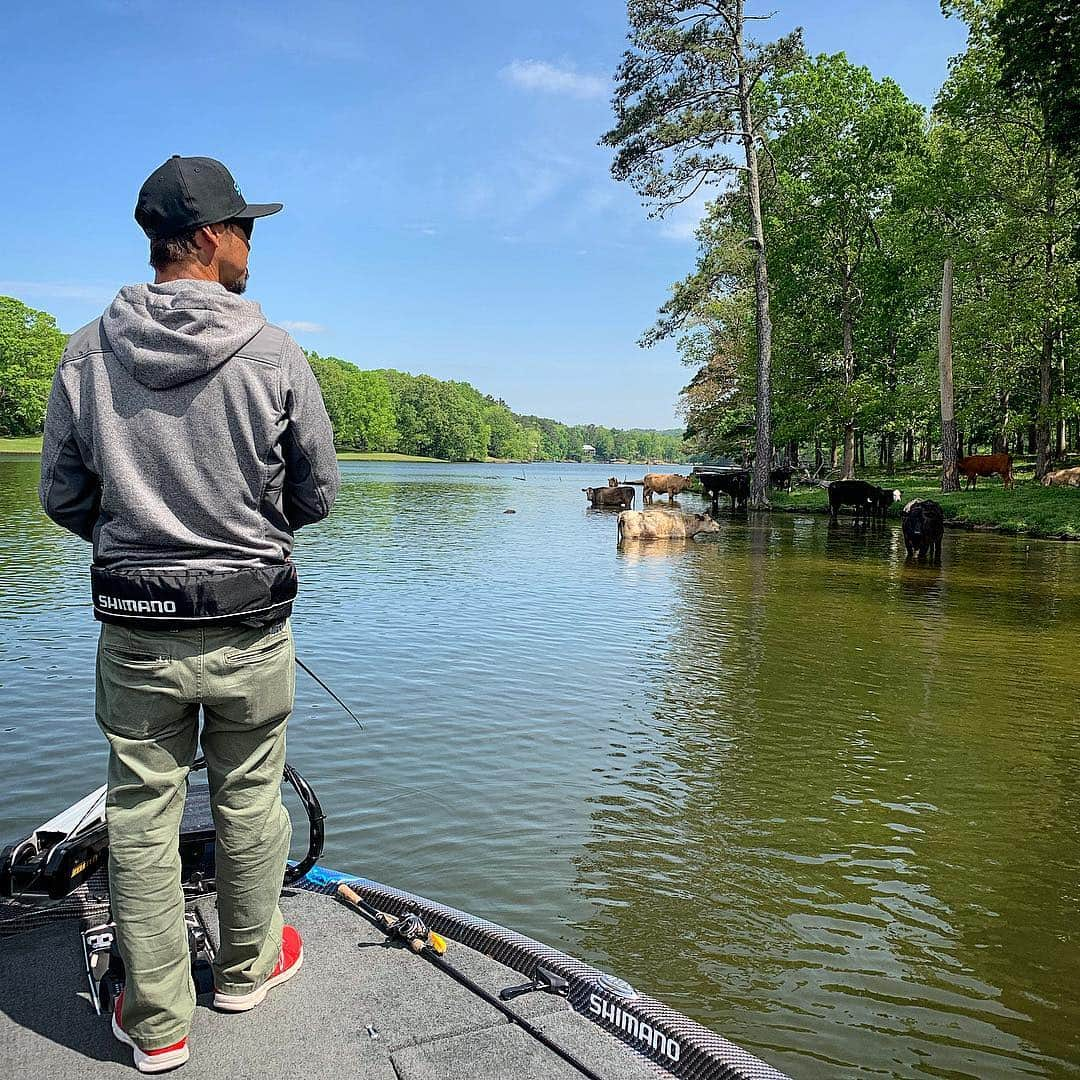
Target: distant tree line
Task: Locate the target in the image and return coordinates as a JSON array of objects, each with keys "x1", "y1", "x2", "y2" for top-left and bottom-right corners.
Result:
[
  {"x1": 604, "y1": 0, "x2": 1079, "y2": 491},
  {"x1": 307, "y1": 350, "x2": 685, "y2": 461},
  {"x1": 0, "y1": 297, "x2": 685, "y2": 463}
]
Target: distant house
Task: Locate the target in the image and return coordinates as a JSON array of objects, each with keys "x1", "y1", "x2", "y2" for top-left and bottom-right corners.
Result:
[{"x1": 581, "y1": 443, "x2": 596, "y2": 457}]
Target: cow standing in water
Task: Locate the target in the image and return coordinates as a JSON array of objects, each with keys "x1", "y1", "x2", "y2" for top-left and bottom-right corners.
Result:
[
  {"x1": 828, "y1": 480, "x2": 901, "y2": 525},
  {"x1": 583, "y1": 484, "x2": 635, "y2": 509},
  {"x1": 643, "y1": 473, "x2": 693, "y2": 504},
  {"x1": 901, "y1": 499, "x2": 944, "y2": 560},
  {"x1": 617, "y1": 509, "x2": 720, "y2": 542},
  {"x1": 697, "y1": 470, "x2": 749, "y2": 511}
]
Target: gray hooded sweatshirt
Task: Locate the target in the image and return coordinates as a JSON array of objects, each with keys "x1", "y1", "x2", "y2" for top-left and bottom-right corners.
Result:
[{"x1": 40, "y1": 280, "x2": 339, "y2": 582}]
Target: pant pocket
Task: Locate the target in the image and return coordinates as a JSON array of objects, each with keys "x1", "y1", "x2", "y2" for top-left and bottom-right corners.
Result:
[
  {"x1": 97, "y1": 628, "x2": 184, "y2": 741},
  {"x1": 224, "y1": 629, "x2": 291, "y2": 667}
]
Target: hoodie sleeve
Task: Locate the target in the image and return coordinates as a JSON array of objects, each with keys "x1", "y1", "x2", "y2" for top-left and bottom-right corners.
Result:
[
  {"x1": 280, "y1": 338, "x2": 339, "y2": 529},
  {"x1": 39, "y1": 363, "x2": 101, "y2": 543}
]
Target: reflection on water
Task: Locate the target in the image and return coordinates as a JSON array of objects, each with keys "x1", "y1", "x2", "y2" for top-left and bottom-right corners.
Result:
[{"x1": 1, "y1": 460, "x2": 1077, "y2": 1078}]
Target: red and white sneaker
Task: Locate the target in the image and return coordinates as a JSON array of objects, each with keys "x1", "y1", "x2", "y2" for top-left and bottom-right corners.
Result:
[
  {"x1": 213, "y1": 924, "x2": 304, "y2": 1012},
  {"x1": 111, "y1": 993, "x2": 190, "y2": 1074}
]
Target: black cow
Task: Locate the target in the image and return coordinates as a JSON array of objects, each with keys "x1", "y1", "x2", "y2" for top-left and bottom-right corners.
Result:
[
  {"x1": 828, "y1": 479, "x2": 901, "y2": 525},
  {"x1": 769, "y1": 465, "x2": 796, "y2": 492},
  {"x1": 901, "y1": 499, "x2": 944, "y2": 560},
  {"x1": 697, "y1": 470, "x2": 750, "y2": 511},
  {"x1": 870, "y1": 485, "x2": 902, "y2": 522}
]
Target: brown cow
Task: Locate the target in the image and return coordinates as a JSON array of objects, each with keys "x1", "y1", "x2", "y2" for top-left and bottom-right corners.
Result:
[
  {"x1": 642, "y1": 472, "x2": 693, "y2": 504},
  {"x1": 958, "y1": 453, "x2": 1014, "y2": 490},
  {"x1": 1042, "y1": 466, "x2": 1080, "y2": 487},
  {"x1": 583, "y1": 485, "x2": 635, "y2": 509}
]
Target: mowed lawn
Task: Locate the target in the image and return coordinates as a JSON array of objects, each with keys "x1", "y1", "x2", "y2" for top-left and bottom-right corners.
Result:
[
  {"x1": 769, "y1": 461, "x2": 1080, "y2": 539},
  {"x1": 0, "y1": 437, "x2": 45, "y2": 455}
]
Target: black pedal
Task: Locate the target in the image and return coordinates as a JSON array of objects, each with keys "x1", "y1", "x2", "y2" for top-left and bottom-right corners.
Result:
[
  {"x1": 81, "y1": 908, "x2": 217, "y2": 1014},
  {"x1": 81, "y1": 920, "x2": 123, "y2": 1016},
  {"x1": 499, "y1": 966, "x2": 569, "y2": 1001}
]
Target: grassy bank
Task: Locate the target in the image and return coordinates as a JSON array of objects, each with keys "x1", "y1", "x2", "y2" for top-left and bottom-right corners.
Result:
[
  {"x1": 768, "y1": 463, "x2": 1080, "y2": 540},
  {"x1": 0, "y1": 437, "x2": 43, "y2": 455},
  {"x1": 336, "y1": 451, "x2": 444, "y2": 462},
  {"x1": 0, "y1": 438, "x2": 443, "y2": 464}
]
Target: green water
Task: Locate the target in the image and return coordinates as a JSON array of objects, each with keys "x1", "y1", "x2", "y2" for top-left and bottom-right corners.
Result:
[{"x1": 0, "y1": 459, "x2": 1077, "y2": 1077}]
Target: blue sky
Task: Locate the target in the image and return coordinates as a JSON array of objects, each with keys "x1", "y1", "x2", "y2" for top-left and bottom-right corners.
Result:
[{"x1": 1, "y1": 1, "x2": 967, "y2": 428}]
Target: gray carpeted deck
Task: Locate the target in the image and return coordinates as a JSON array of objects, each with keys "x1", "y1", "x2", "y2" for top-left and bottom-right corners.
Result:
[{"x1": 0, "y1": 887, "x2": 661, "y2": 1079}]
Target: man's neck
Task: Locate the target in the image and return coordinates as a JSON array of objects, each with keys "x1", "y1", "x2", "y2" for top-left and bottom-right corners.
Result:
[{"x1": 154, "y1": 263, "x2": 219, "y2": 285}]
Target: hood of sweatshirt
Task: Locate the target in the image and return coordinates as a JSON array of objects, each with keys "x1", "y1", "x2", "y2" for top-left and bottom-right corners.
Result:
[{"x1": 101, "y1": 279, "x2": 268, "y2": 390}]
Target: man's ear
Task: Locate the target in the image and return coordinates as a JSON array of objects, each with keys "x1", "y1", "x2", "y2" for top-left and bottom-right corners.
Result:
[{"x1": 192, "y1": 224, "x2": 223, "y2": 263}]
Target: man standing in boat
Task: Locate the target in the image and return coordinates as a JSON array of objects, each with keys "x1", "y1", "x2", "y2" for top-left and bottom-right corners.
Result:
[{"x1": 39, "y1": 156, "x2": 339, "y2": 1073}]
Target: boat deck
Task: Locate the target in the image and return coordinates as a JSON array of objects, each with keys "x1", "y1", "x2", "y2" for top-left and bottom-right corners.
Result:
[{"x1": 0, "y1": 886, "x2": 663, "y2": 1079}]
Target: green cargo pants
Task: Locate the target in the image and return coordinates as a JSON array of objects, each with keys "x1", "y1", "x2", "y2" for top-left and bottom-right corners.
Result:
[{"x1": 95, "y1": 618, "x2": 295, "y2": 1050}]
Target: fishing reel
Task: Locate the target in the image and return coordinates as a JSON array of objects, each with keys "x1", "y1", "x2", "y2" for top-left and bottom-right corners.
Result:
[{"x1": 0, "y1": 759, "x2": 324, "y2": 902}]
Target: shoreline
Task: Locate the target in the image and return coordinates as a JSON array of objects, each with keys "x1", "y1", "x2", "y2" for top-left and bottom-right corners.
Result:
[
  {"x1": 0, "y1": 440, "x2": 685, "y2": 467},
  {"x1": 766, "y1": 502, "x2": 1080, "y2": 542},
  {"x1": 766, "y1": 473, "x2": 1080, "y2": 542},
  {"x1": 7, "y1": 438, "x2": 1076, "y2": 540}
]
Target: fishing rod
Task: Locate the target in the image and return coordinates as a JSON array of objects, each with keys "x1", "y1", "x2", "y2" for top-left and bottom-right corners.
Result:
[
  {"x1": 336, "y1": 882, "x2": 607, "y2": 1080},
  {"x1": 295, "y1": 656, "x2": 364, "y2": 729}
]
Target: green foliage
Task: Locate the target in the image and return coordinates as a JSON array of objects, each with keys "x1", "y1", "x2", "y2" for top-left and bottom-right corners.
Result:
[
  {"x1": 0, "y1": 297, "x2": 66, "y2": 436},
  {"x1": 305, "y1": 353, "x2": 397, "y2": 452},
  {"x1": 0, "y1": 295, "x2": 683, "y2": 465},
  {"x1": 634, "y1": 0, "x2": 1080, "y2": 477},
  {"x1": 994, "y1": 0, "x2": 1080, "y2": 163},
  {"x1": 602, "y1": 0, "x2": 803, "y2": 216}
]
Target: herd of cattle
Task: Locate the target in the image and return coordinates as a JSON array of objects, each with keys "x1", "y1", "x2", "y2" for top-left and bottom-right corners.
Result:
[{"x1": 582, "y1": 449, "x2": 1072, "y2": 559}]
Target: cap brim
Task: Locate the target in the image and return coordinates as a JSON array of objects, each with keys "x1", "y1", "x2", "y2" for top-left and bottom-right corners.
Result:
[{"x1": 233, "y1": 202, "x2": 283, "y2": 220}]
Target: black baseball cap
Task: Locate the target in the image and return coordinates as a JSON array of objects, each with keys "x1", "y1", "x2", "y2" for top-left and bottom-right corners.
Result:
[{"x1": 135, "y1": 155, "x2": 283, "y2": 241}]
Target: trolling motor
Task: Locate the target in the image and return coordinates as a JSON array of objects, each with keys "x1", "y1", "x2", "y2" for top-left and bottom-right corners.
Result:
[{"x1": 0, "y1": 759, "x2": 324, "y2": 902}]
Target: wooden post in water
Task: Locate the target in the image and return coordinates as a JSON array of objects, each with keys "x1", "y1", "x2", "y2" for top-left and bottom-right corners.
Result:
[{"x1": 939, "y1": 257, "x2": 959, "y2": 493}]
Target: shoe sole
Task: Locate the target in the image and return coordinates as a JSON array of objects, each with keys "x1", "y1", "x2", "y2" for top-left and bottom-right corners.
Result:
[
  {"x1": 212, "y1": 946, "x2": 304, "y2": 1012},
  {"x1": 111, "y1": 1013, "x2": 190, "y2": 1074}
]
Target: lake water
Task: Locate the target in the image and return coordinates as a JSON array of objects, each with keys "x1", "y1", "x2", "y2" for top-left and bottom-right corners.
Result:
[{"x1": 1, "y1": 458, "x2": 1077, "y2": 1078}]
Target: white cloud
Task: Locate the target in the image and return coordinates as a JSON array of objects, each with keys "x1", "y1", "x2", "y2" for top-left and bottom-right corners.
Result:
[
  {"x1": 501, "y1": 60, "x2": 608, "y2": 100},
  {"x1": 0, "y1": 281, "x2": 114, "y2": 303},
  {"x1": 280, "y1": 320, "x2": 327, "y2": 333}
]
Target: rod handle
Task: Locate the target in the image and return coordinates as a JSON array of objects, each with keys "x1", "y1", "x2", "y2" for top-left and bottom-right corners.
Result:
[{"x1": 336, "y1": 883, "x2": 395, "y2": 929}]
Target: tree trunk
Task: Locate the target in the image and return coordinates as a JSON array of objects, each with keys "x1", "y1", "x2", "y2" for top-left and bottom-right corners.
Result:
[
  {"x1": 939, "y1": 258, "x2": 959, "y2": 492},
  {"x1": 886, "y1": 432, "x2": 895, "y2": 471},
  {"x1": 736, "y1": 0, "x2": 772, "y2": 510},
  {"x1": 814, "y1": 436, "x2": 823, "y2": 470},
  {"x1": 840, "y1": 261, "x2": 856, "y2": 479},
  {"x1": 1056, "y1": 341, "x2": 1066, "y2": 455},
  {"x1": 904, "y1": 429, "x2": 914, "y2": 464},
  {"x1": 829, "y1": 439, "x2": 837, "y2": 468},
  {"x1": 1037, "y1": 324, "x2": 1054, "y2": 478},
  {"x1": 1036, "y1": 156, "x2": 1058, "y2": 480},
  {"x1": 994, "y1": 390, "x2": 1010, "y2": 454}
]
